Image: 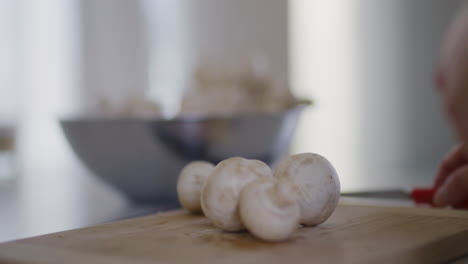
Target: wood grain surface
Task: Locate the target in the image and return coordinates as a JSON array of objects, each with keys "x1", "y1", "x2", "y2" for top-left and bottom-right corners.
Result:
[{"x1": 1, "y1": 204, "x2": 468, "y2": 264}]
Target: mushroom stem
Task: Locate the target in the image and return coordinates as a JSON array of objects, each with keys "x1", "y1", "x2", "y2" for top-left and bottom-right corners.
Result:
[
  {"x1": 201, "y1": 157, "x2": 273, "y2": 231},
  {"x1": 267, "y1": 180, "x2": 298, "y2": 208},
  {"x1": 239, "y1": 178, "x2": 300, "y2": 242}
]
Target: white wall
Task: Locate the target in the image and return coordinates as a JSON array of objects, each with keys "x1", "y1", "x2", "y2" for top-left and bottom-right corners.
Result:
[
  {"x1": 0, "y1": 0, "x2": 21, "y2": 124},
  {"x1": 144, "y1": 0, "x2": 288, "y2": 116},
  {"x1": 290, "y1": 0, "x2": 462, "y2": 190},
  {"x1": 78, "y1": 0, "x2": 149, "y2": 113}
]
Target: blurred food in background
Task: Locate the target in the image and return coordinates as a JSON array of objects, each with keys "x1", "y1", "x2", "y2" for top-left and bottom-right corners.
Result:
[
  {"x1": 82, "y1": 55, "x2": 302, "y2": 119},
  {"x1": 88, "y1": 93, "x2": 162, "y2": 119},
  {"x1": 181, "y1": 57, "x2": 297, "y2": 116}
]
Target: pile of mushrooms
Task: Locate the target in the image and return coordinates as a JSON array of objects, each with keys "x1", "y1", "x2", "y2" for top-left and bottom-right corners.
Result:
[
  {"x1": 180, "y1": 59, "x2": 297, "y2": 116},
  {"x1": 176, "y1": 153, "x2": 340, "y2": 242}
]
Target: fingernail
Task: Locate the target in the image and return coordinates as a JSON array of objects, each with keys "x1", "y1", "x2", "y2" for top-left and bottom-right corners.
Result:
[{"x1": 433, "y1": 188, "x2": 448, "y2": 207}]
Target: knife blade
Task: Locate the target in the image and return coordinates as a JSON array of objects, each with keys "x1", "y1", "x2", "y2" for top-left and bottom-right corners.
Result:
[{"x1": 342, "y1": 187, "x2": 468, "y2": 209}]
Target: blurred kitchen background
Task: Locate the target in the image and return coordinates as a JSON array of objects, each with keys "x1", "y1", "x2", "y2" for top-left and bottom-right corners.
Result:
[{"x1": 0, "y1": 0, "x2": 462, "y2": 242}]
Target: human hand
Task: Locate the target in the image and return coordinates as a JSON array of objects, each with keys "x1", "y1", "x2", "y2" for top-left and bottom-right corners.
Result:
[
  {"x1": 436, "y1": 3, "x2": 468, "y2": 145},
  {"x1": 433, "y1": 144, "x2": 468, "y2": 207},
  {"x1": 434, "y1": 3, "x2": 468, "y2": 207}
]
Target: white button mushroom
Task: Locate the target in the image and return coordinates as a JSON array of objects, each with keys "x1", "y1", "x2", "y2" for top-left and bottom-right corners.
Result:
[
  {"x1": 177, "y1": 161, "x2": 215, "y2": 214},
  {"x1": 201, "y1": 157, "x2": 273, "y2": 231},
  {"x1": 274, "y1": 153, "x2": 340, "y2": 226},
  {"x1": 239, "y1": 178, "x2": 300, "y2": 242}
]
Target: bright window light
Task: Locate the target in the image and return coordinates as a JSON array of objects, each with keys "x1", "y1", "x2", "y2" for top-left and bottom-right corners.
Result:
[{"x1": 289, "y1": 0, "x2": 363, "y2": 190}]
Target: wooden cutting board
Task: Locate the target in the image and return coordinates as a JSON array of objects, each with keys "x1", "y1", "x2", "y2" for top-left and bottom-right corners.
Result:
[{"x1": 1, "y1": 203, "x2": 468, "y2": 264}]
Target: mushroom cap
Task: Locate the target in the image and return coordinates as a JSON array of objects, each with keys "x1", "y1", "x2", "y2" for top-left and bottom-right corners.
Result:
[
  {"x1": 201, "y1": 157, "x2": 273, "y2": 231},
  {"x1": 177, "y1": 161, "x2": 215, "y2": 214},
  {"x1": 274, "y1": 153, "x2": 340, "y2": 226},
  {"x1": 239, "y1": 178, "x2": 300, "y2": 242}
]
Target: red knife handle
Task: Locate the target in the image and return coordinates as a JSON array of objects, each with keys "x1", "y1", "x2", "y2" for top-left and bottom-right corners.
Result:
[
  {"x1": 411, "y1": 188, "x2": 435, "y2": 204},
  {"x1": 411, "y1": 188, "x2": 468, "y2": 209}
]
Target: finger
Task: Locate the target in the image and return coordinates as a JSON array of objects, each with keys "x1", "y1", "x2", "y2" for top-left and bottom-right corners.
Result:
[
  {"x1": 436, "y1": 3, "x2": 468, "y2": 143},
  {"x1": 433, "y1": 164, "x2": 468, "y2": 207},
  {"x1": 442, "y1": 16, "x2": 468, "y2": 142},
  {"x1": 434, "y1": 143, "x2": 466, "y2": 188},
  {"x1": 448, "y1": 94, "x2": 468, "y2": 144}
]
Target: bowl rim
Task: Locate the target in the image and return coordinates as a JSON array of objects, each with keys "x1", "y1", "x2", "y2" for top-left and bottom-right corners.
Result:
[{"x1": 58, "y1": 101, "x2": 311, "y2": 124}]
